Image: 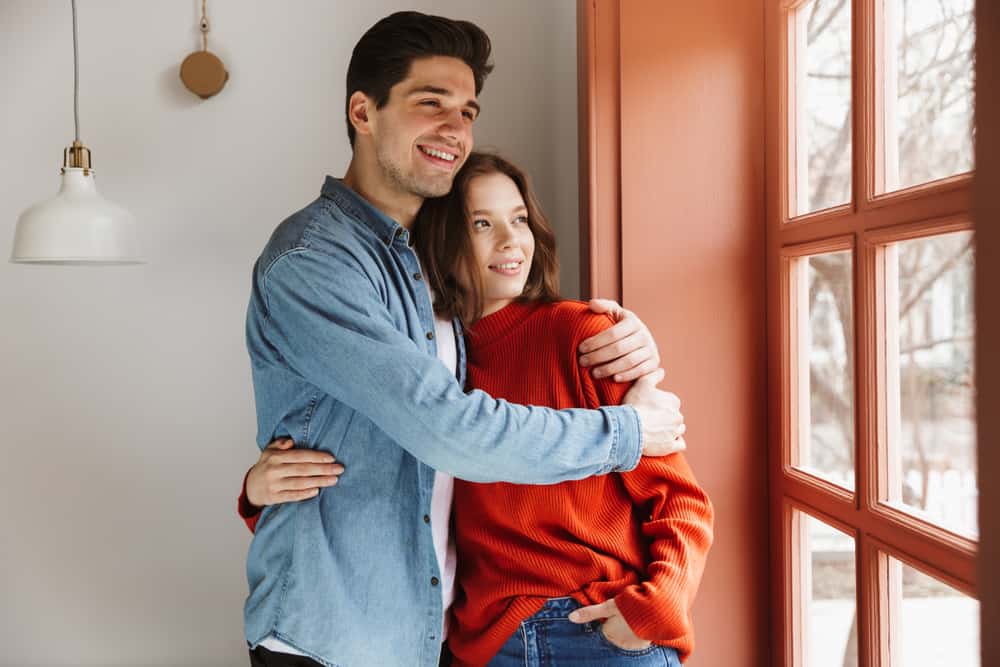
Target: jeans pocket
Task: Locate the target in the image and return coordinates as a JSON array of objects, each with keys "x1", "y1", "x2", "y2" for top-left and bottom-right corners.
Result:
[
  {"x1": 594, "y1": 624, "x2": 659, "y2": 657},
  {"x1": 661, "y1": 646, "x2": 681, "y2": 666}
]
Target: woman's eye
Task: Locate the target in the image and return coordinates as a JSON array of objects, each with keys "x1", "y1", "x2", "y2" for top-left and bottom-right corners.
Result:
[
  {"x1": 514, "y1": 215, "x2": 529, "y2": 225},
  {"x1": 472, "y1": 219, "x2": 490, "y2": 229}
]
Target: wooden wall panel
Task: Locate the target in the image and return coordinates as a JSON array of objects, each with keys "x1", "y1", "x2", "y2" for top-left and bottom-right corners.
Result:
[
  {"x1": 577, "y1": 0, "x2": 622, "y2": 301},
  {"x1": 580, "y1": 1, "x2": 770, "y2": 664}
]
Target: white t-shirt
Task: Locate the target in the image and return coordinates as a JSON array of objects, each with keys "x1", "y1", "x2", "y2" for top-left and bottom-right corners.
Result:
[{"x1": 261, "y1": 280, "x2": 458, "y2": 655}]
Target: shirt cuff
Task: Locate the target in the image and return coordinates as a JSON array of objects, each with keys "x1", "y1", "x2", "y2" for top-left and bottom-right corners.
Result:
[{"x1": 602, "y1": 405, "x2": 642, "y2": 473}]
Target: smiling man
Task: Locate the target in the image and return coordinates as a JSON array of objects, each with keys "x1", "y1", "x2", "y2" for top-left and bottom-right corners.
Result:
[{"x1": 242, "y1": 11, "x2": 686, "y2": 667}]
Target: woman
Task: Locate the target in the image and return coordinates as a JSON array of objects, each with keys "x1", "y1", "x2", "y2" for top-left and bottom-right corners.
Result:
[{"x1": 240, "y1": 153, "x2": 713, "y2": 666}]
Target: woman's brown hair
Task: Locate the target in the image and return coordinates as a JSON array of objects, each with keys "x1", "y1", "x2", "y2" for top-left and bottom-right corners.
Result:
[{"x1": 413, "y1": 152, "x2": 560, "y2": 328}]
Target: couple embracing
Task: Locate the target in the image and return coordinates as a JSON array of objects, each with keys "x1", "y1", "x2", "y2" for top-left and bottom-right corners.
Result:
[{"x1": 238, "y1": 11, "x2": 713, "y2": 667}]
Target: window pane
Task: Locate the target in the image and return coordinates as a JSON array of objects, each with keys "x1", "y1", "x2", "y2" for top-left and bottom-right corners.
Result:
[
  {"x1": 886, "y1": 556, "x2": 979, "y2": 667},
  {"x1": 793, "y1": 0, "x2": 852, "y2": 215},
  {"x1": 884, "y1": 231, "x2": 976, "y2": 535},
  {"x1": 793, "y1": 251, "x2": 855, "y2": 489},
  {"x1": 797, "y1": 511, "x2": 858, "y2": 667},
  {"x1": 883, "y1": 0, "x2": 975, "y2": 192}
]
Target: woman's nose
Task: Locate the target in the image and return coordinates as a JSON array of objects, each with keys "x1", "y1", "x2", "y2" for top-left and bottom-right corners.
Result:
[{"x1": 496, "y1": 225, "x2": 516, "y2": 248}]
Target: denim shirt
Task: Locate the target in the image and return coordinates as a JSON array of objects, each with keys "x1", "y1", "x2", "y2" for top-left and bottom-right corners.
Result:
[{"x1": 243, "y1": 177, "x2": 643, "y2": 667}]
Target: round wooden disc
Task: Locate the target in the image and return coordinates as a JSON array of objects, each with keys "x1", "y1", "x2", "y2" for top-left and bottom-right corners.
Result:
[{"x1": 180, "y1": 50, "x2": 229, "y2": 99}]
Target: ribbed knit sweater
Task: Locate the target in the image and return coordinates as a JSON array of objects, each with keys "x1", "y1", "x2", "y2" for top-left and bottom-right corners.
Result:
[{"x1": 447, "y1": 300, "x2": 714, "y2": 666}]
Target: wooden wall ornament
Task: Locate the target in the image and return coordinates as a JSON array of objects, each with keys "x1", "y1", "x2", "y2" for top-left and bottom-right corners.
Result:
[{"x1": 180, "y1": 0, "x2": 228, "y2": 99}]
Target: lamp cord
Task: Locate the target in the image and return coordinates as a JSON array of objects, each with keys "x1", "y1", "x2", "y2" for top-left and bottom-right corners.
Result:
[{"x1": 71, "y1": 0, "x2": 79, "y2": 142}]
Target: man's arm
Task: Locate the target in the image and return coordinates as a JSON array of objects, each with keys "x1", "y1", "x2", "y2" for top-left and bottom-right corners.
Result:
[
  {"x1": 254, "y1": 248, "x2": 684, "y2": 484},
  {"x1": 580, "y1": 298, "x2": 662, "y2": 382}
]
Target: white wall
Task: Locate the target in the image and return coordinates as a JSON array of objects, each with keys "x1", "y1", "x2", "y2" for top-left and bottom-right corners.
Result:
[{"x1": 0, "y1": 2, "x2": 577, "y2": 664}]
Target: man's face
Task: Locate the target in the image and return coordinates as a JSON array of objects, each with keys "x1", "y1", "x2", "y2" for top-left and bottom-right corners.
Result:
[{"x1": 368, "y1": 56, "x2": 479, "y2": 199}]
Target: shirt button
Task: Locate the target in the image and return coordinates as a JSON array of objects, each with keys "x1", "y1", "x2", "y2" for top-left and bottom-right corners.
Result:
[
  {"x1": 431, "y1": 577, "x2": 439, "y2": 587},
  {"x1": 423, "y1": 514, "x2": 430, "y2": 524},
  {"x1": 413, "y1": 272, "x2": 423, "y2": 281},
  {"x1": 426, "y1": 331, "x2": 435, "y2": 340}
]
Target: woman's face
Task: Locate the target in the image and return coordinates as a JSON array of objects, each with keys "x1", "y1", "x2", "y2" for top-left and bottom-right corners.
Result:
[{"x1": 460, "y1": 172, "x2": 536, "y2": 318}]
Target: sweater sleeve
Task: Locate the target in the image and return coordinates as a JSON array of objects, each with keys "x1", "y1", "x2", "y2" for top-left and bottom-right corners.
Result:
[
  {"x1": 237, "y1": 467, "x2": 261, "y2": 534},
  {"x1": 612, "y1": 455, "x2": 714, "y2": 645},
  {"x1": 572, "y1": 309, "x2": 714, "y2": 646}
]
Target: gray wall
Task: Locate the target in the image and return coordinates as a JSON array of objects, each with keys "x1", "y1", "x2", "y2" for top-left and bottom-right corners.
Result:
[{"x1": 0, "y1": 1, "x2": 577, "y2": 664}]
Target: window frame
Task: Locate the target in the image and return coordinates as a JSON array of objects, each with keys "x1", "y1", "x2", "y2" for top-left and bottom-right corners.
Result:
[{"x1": 767, "y1": 0, "x2": 978, "y2": 665}]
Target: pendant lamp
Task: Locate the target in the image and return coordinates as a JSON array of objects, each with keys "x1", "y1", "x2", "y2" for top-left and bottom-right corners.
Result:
[{"x1": 10, "y1": 0, "x2": 143, "y2": 265}]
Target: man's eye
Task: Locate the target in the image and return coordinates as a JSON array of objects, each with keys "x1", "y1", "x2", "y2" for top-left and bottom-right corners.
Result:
[
  {"x1": 421, "y1": 99, "x2": 440, "y2": 107},
  {"x1": 462, "y1": 110, "x2": 476, "y2": 121}
]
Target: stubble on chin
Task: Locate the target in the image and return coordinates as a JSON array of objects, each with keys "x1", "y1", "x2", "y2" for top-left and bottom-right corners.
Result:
[{"x1": 378, "y1": 150, "x2": 455, "y2": 199}]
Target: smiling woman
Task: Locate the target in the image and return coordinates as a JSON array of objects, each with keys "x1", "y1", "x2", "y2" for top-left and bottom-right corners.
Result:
[
  {"x1": 409, "y1": 150, "x2": 712, "y2": 667},
  {"x1": 415, "y1": 152, "x2": 560, "y2": 328}
]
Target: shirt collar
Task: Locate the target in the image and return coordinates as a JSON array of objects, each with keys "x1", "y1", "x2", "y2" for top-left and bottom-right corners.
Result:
[{"x1": 320, "y1": 176, "x2": 409, "y2": 247}]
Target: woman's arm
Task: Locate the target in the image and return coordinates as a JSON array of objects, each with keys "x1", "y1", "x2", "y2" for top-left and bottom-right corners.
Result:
[
  {"x1": 566, "y1": 454, "x2": 713, "y2": 655},
  {"x1": 609, "y1": 455, "x2": 714, "y2": 645},
  {"x1": 568, "y1": 309, "x2": 713, "y2": 653}
]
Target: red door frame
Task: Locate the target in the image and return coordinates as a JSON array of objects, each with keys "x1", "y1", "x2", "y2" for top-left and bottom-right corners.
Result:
[{"x1": 577, "y1": 1, "x2": 770, "y2": 664}]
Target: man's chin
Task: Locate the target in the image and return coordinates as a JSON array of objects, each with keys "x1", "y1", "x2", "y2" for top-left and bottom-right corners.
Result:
[{"x1": 412, "y1": 176, "x2": 455, "y2": 199}]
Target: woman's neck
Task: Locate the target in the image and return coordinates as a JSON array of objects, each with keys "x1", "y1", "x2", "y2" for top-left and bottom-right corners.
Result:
[{"x1": 479, "y1": 298, "x2": 512, "y2": 320}]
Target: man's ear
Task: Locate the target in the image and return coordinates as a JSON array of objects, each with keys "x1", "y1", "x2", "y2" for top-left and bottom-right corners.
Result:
[{"x1": 347, "y1": 91, "x2": 374, "y2": 140}]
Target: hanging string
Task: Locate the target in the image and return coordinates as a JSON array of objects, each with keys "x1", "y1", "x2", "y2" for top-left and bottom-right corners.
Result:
[
  {"x1": 71, "y1": 0, "x2": 79, "y2": 142},
  {"x1": 200, "y1": 0, "x2": 210, "y2": 52}
]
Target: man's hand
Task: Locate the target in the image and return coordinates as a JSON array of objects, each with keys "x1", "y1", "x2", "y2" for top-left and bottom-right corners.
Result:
[
  {"x1": 623, "y1": 369, "x2": 687, "y2": 457},
  {"x1": 568, "y1": 599, "x2": 651, "y2": 651},
  {"x1": 579, "y1": 299, "x2": 661, "y2": 382},
  {"x1": 246, "y1": 438, "x2": 345, "y2": 508}
]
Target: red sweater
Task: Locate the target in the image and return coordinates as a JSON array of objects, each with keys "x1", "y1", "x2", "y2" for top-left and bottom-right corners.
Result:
[
  {"x1": 447, "y1": 300, "x2": 713, "y2": 666},
  {"x1": 237, "y1": 300, "x2": 713, "y2": 664}
]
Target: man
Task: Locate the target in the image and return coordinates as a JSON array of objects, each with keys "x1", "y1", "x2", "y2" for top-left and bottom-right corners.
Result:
[{"x1": 242, "y1": 11, "x2": 686, "y2": 667}]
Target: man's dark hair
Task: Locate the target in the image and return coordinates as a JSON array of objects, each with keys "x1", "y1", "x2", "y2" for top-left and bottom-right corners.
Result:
[{"x1": 345, "y1": 11, "x2": 494, "y2": 147}]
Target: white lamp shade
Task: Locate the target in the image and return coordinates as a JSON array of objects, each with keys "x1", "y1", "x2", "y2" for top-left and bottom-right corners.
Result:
[{"x1": 11, "y1": 168, "x2": 143, "y2": 264}]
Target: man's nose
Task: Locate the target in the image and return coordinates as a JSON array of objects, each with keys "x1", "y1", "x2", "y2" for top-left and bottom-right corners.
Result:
[{"x1": 438, "y1": 107, "x2": 465, "y2": 138}]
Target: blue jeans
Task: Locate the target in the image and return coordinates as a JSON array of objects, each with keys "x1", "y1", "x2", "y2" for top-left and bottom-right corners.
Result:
[{"x1": 488, "y1": 598, "x2": 681, "y2": 667}]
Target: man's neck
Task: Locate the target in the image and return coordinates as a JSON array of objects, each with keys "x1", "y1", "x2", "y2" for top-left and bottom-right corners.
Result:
[{"x1": 342, "y1": 159, "x2": 423, "y2": 230}]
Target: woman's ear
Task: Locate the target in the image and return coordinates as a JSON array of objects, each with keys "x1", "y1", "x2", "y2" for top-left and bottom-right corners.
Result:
[{"x1": 347, "y1": 91, "x2": 373, "y2": 140}]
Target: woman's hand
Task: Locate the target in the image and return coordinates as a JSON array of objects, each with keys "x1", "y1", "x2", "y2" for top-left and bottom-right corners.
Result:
[
  {"x1": 246, "y1": 438, "x2": 345, "y2": 508},
  {"x1": 568, "y1": 598, "x2": 651, "y2": 651},
  {"x1": 579, "y1": 299, "x2": 661, "y2": 382}
]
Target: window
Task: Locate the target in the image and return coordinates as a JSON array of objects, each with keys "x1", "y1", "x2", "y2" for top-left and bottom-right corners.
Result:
[
  {"x1": 769, "y1": 1, "x2": 976, "y2": 664},
  {"x1": 790, "y1": 0, "x2": 854, "y2": 215},
  {"x1": 879, "y1": 230, "x2": 976, "y2": 536},
  {"x1": 881, "y1": 553, "x2": 979, "y2": 666},
  {"x1": 879, "y1": 0, "x2": 975, "y2": 193},
  {"x1": 788, "y1": 246, "x2": 856, "y2": 489},
  {"x1": 790, "y1": 507, "x2": 858, "y2": 667}
]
